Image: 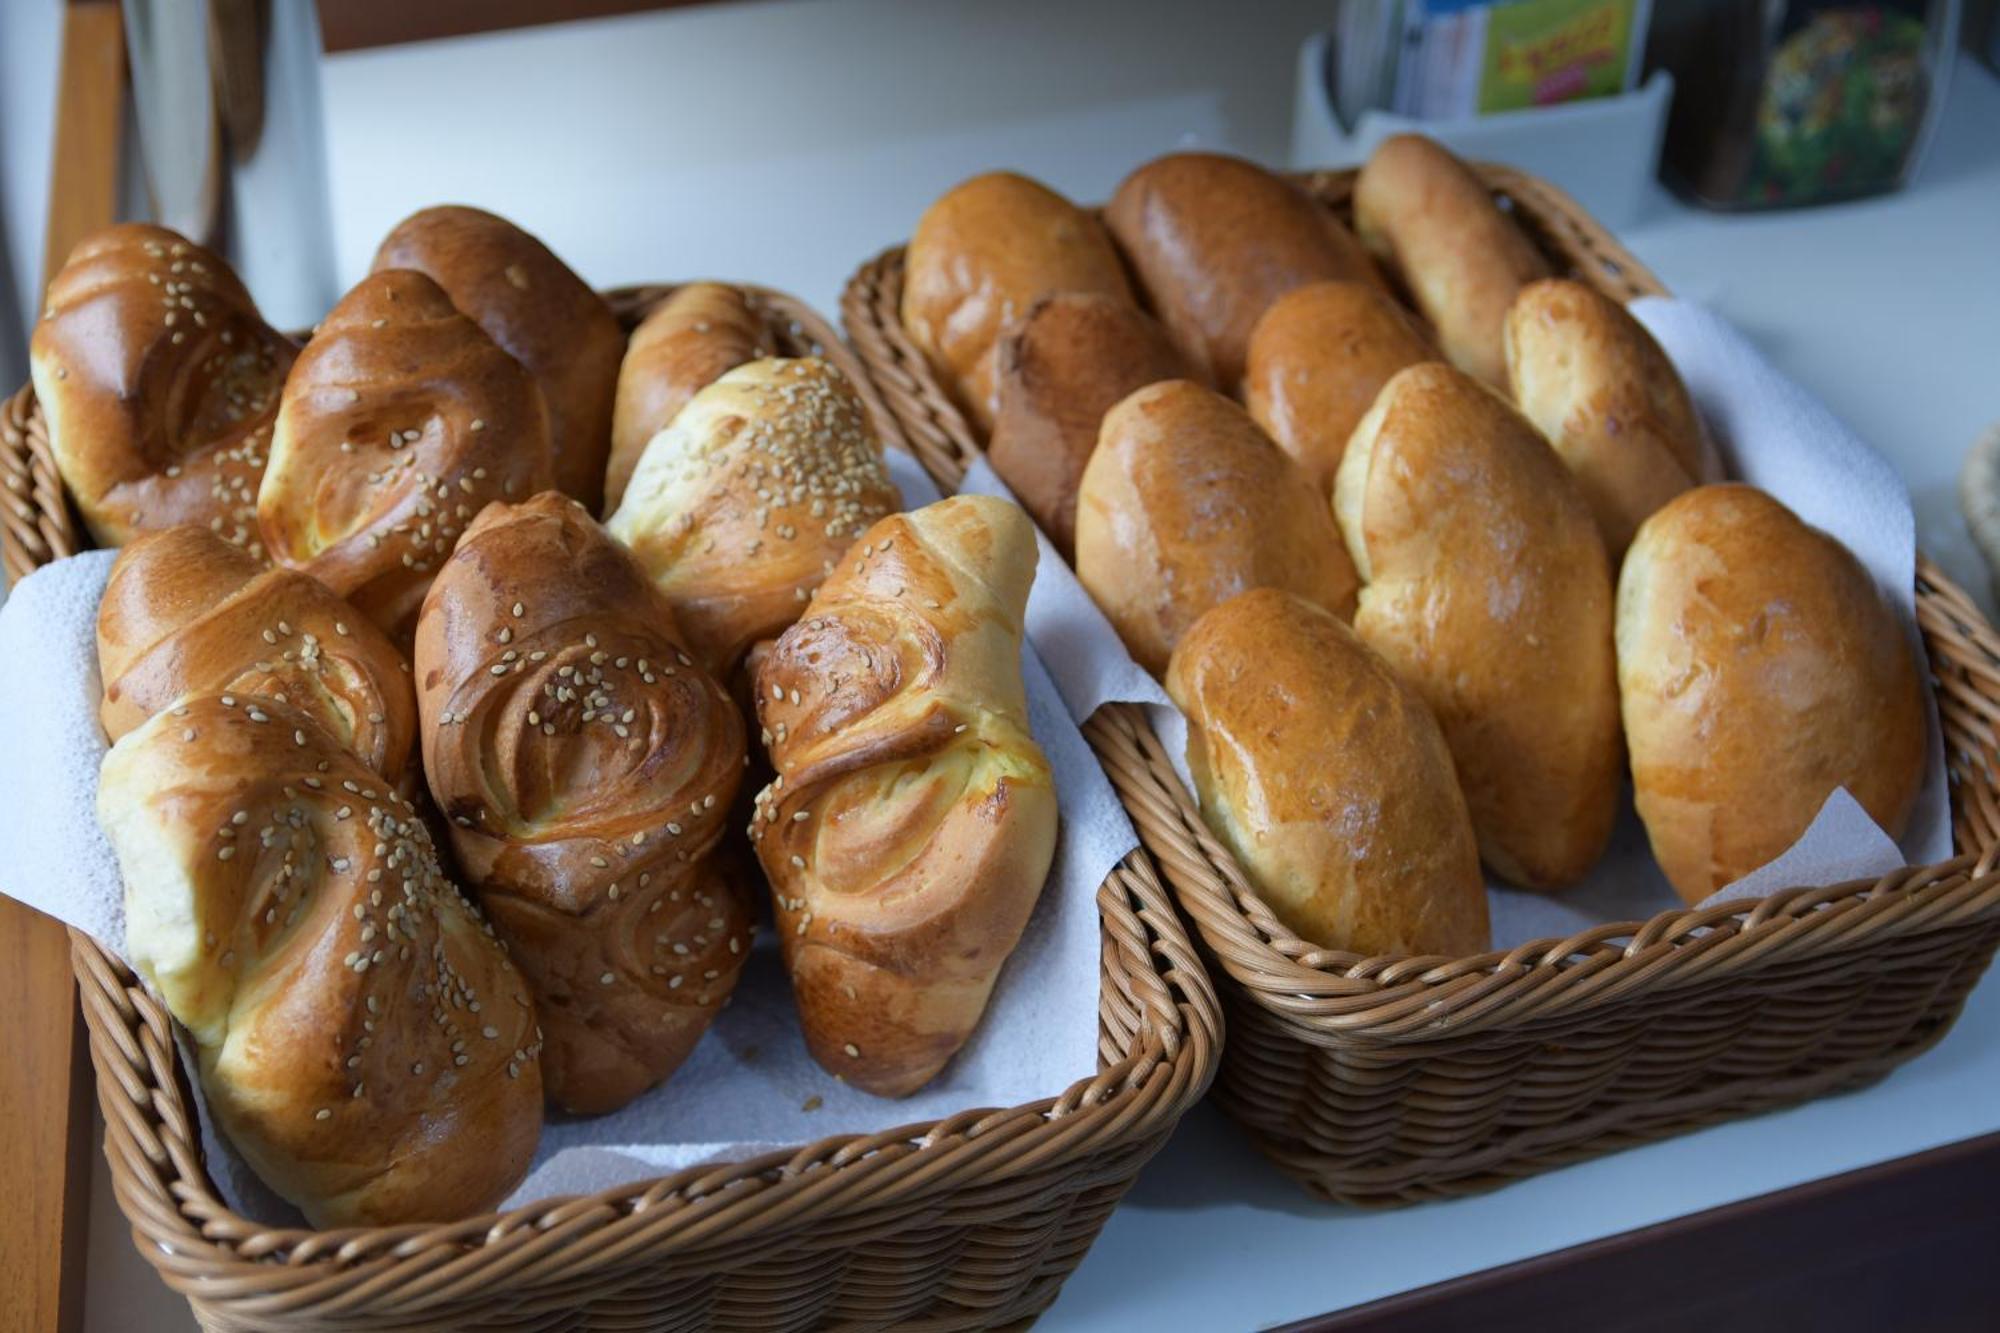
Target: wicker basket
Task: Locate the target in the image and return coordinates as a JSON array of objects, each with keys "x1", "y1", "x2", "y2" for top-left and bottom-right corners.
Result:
[
  {"x1": 839, "y1": 166, "x2": 2000, "y2": 1205},
  {"x1": 0, "y1": 283, "x2": 1221, "y2": 1330}
]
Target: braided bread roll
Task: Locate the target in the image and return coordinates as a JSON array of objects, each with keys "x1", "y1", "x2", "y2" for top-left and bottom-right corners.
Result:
[
  {"x1": 30, "y1": 223, "x2": 297, "y2": 550},
  {"x1": 749, "y1": 494, "x2": 1058, "y2": 1097},
  {"x1": 606, "y1": 357, "x2": 901, "y2": 675},
  {"x1": 96, "y1": 525, "x2": 415, "y2": 783},
  {"x1": 415, "y1": 492, "x2": 753, "y2": 1114},
  {"x1": 258, "y1": 270, "x2": 554, "y2": 641},
  {"x1": 98, "y1": 696, "x2": 544, "y2": 1227}
]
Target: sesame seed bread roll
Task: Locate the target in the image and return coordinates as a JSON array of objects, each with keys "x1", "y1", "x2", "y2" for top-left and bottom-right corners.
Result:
[
  {"x1": 606, "y1": 282, "x2": 775, "y2": 514},
  {"x1": 373, "y1": 205, "x2": 624, "y2": 512},
  {"x1": 901, "y1": 171, "x2": 1135, "y2": 432},
  {"x1": 1166, "y1": 588, "x2": 1488, "y2": 956},
  {"x1": 30, "y1": 223, "x2": 296, "y2": 550},
  {"x1": 605, "y1": 357, "x2": 902, "y2": 675},
  {"x1": 1353, "y1": 135, "x2": 1551, "y2": 389},
  {"x1": 1244, "y1": 280, "x2": 1434, "y2": 497},
  {"x1": 1075, "y1": 379, "x2": 1358, "y2": 677},
  {"x1": 988, "y1": 291, "x2": 1187, "y2": 558},
  {"x1": 1103, "y1": 152, "x2": 1385, "y2": 390},
  {"x1": 97, "y1": 695, "x2": 544, "y2": 1227},
  {"x1": 748, "y1": 495, "x2": 1058, "y2": 1097},
  {"x1": 415, "y1": 492, "x2": 753, "y2": 1115},
  {"x1": 1617, "y1": 485, "x2": 1928, "y2": 904},
  {"x1": 257, "y1": 270, "x2": 555, "y2": 643},
  {"x1": 96, "y1": 525, "x2": 416, "y2": 784},
  {"x1": 1336, "y1": 363, "x2": 1620, "y2": 890},
  {"x1": 1505, "y1": 279, "x2": 1720, "y2": 559}
]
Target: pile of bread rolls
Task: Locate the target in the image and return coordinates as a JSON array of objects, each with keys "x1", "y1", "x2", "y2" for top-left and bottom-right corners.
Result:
[
  {"x1": 38, "y1": 213, "x2": 1059, "y2": 1226},
  {"x1": 901, "y1": 135, "x2": 1927, "y2": 960}
]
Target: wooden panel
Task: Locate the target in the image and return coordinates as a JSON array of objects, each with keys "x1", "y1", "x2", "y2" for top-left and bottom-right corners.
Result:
[
  {"x1": 318, "y1": 0, "x2": 728, "y2": 53},
  {"x1": 39, "y1": 3, "x2": 125, "y2": 287}
]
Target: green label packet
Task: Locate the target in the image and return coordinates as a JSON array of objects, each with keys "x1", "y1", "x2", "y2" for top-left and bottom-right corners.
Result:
[{"x1": 1478, "y1": 0, "x2": 1643, "y2": 113}]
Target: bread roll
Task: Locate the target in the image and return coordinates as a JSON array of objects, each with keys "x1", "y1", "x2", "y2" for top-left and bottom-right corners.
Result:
[
  {"x1": 1353, "y1": 135, "x2": 1551, "y2": 389},
  {"x1": 988, "y1": 291, "x2": 1186, "y2": 556},
  {"x1": 1103, "y1": 152, "x2": 1383, "y2": 389},
  {"x1": 258, "y1": 270, "x2": 554, "y2": 641},
  {"x1": 900, "y1": 171, "x2": 1134, "y2": 431},
  {"x1": 1244, "y1": 281, "x2": 1433, "y2": 496},
  {"x1": 373, "y1": 205, "x2": 623, "y2": 511},
  {"x1": 748, "y1": 495, "x2": 1057, "y2": 1096},
  {"x1": 98, "y1": 696, "x2": 543, "y2": 1227},
  {"x1": 96, "y1": 525, "x2": 415, "y2": 783},
  {"x1": 1618, "y1": 484, "x2": 1927, "y2": 903},
  {"x1": 606, "y1": 357, "x2": 901, "y2": 674},
  {"x1": 1505, "y1": 279, "x2": 1718, "y2": 558},
  {"x1": 415, "y1": 492, "x2": 752, "y2": 1114},
  {"x1": 1336, "y1": 363, "x2": 1620, "y2": 889},
  {"x1": 30, "y1": 224, "x2": 297, "y2": 550},
  {"x1": 1166, "y1": 588, "x2": 1488, "y2": 956},
  {"x1": 1075, "y1": 379, "x2": 1358, "y2": 676},
  {"x1": 606, "y1": 282, "x2": 774, "y2": 513}
]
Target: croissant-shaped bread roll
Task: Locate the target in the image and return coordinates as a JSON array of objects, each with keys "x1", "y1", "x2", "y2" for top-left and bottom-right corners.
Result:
[
  {"x1": 415, "y1": 492, "x2": 753, "y2": 1114},
  {"x1": 606, "y1": 357, "x2": 901, "y2": 675},
  {"x1": 30, "y1": 223, "x2": 297, "y2": 549},
  {"x1": 98, "y1": 696, "x2": 544, "y2": 1227},
  {"x1": 606, "y1": 282, "x2": 775, "y2": 513},
  {"x1": 96, "y1": 525, "x2": 416, "y2": 782},
  {"x1": 374, "y1": 206, "x2": 624, "y2": 512},
  {"x1": 748, "y1": 494, "x2": 1058, "y2": 1097},
  {"x1": 257, "y1": 269, "x2": 554, "y2": 641}
]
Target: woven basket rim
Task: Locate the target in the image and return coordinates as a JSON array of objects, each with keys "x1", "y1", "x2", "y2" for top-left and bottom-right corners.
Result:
[
  {"x1": 1, "y1": 280, "x2": 1222, "y2": 1305},
  {"x1": 837, "y1": 164, "x2": 2000, "y2": 1043}
]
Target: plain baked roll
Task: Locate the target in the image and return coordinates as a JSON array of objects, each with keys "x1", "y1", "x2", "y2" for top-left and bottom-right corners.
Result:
[
  {"x1": 1505, "y1": 279, "x2": 1719, "y2": 558},
  {"x1": 373, "y1": 205, "x2": 624, "y2": 512},
  {"x1": 606, "y1": 282, "x2": 775, "y2": 514},
  {"x1": 1166, "y1": 588, "x2": 1489, "y2": 957},
  {"x1": 30, "y1": 223, "x2": 297, "y2": 550},
  {"x1": 1617, "y1": 484, "x2": 1928, "y2": 903},
  {"x1": 605, "y1": 356, "x2": 901, "y2": 674},
  {"x1": 98, "y1": 695, "x2": 544, "y2": 1227},
  {"x1": 1075, "y1": 379, "x2": 1358, "y2": 676},
  {"x1": 748, "y1": 495, "x2": 1057, "y2": 1096},
  {"x1": 1244, "y1": 280, "x2": 1434, "y2": 497},
  {"x1": 1336, "y1": 362, "x2": 1620, "y2": 889},
  {"x1": 1103, "y1": 151, "x2": 1383, "y2": 390},
  {"x1": 900, "y1": 171, "x2": 1134, "y2": 432},
  {"x1": 96, "y1": 525, "x2": 416, "y2": 783},
  {"x1": 1353, "y1": 134, "x2": 1551, "y2": 389},
  {"x1": 988, "y1": 291, "x2": 1186, "y2": 556},
  {"x1": 257, "y1": 269, "x2": 554, "y2": 641}
]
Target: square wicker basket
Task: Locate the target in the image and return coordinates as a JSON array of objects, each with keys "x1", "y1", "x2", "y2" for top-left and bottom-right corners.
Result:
[
  {"x1": 839, "y1": 165, "x2": 2000, "y2": 1205},
  {"x1": 0, "y1": 283, "x2": 1221, "y2": 1330}
]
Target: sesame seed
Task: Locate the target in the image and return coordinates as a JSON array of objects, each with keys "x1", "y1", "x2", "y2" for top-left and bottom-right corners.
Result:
[
  {"x1": 599, "y1": 971, "x2": 615, "y2": 985},
  {"x1": 315, "y1": 1108, "x2": 331, "y2": 1121},
  {"x1": 844, "y1": 1043, "x2": 860, "y2": 1057}
]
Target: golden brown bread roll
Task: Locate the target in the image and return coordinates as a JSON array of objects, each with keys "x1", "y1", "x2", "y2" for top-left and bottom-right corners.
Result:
[
  {"x1": 1167, "y1": 588, "x2": 1488, "y2": 956},
  {"x1": 373, "y1": 205, "x2": 623, "y2": 511},
  {"x1": 415, "y1": 492, "x2": 753, "y2": 1115},
  {"x1": 258, "y1": 269, "x2": 554, "y2": 642},
  {"x1": 606, "y1": 282, "x2": 775, "y2": 514},
  {"x1": 1075, "y1": 379, "x2": 1358, "y2": 676},
  {"x1": 1244, "y1": 281, "x2": 1434, "y2": 497},
  {"x1": 96, "y1": 525, "x2": 415, "y2": 784},
  {"x1": 1617, "y1": 484, "x2": 1927, "y2": 903},
  {"x1": 1336, "y1": 363, "x2": 1620, "y2": 889},
  {"x1": 748, "y1": 495, "x2": 1057, "y2": 1096},
  {"x1": 29, "y1": 223, "x2": 297, "y2": 550},
  {"x1": 901, "y1": 171, "x2": 1135, "y2": 431},
  {"x1": 98, "y1": 695, "x2": 543, "y2": 1227},
  {"x1": 605, "y1": 357, "x2": 901, "y2": 675},
  {"x1": 1353, "y1": 135, "x2": 1551, "y2": 389},
  {"x1": 988, "y1": 291, "x2": 1186, "y2": 557},
  {"x1": 1103, "y1": 152, "x2": 1383, "y2": 390},
  {"x1": 1505, "y1": 279, "x2": 1719, "y2": 559}
]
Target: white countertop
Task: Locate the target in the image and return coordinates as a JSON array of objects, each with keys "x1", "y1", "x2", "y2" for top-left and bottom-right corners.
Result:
[{"x1": 72, "y1": 3, "x2": 2000, "y2": 1328}]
